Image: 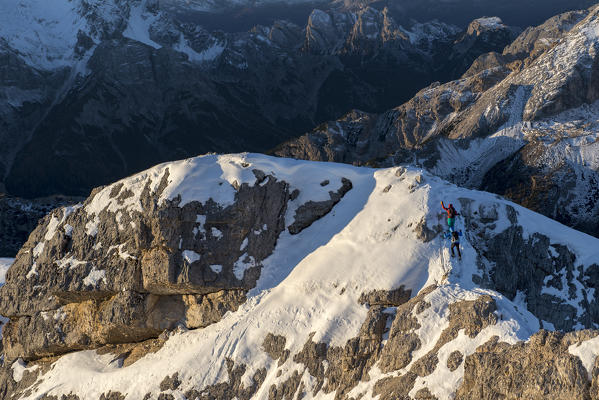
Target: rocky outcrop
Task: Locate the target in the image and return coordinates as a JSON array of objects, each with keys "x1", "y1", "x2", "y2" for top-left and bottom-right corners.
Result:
[
  {"x1": 502, "y1": 9, "x2": 589, "y2": 67},
  {"x1": 183, "y1": 359, "x2": 267, "y2": 400},
  {"x1": 2, "y1": 289, "x2": 247, "y2": 361},
  {"x1": 456, "y1": 330, "x2": 599, "y2": 399},
  {"x1": 0, "y1": 153, "x2": 360, "y2": 364},
  {"x1": 459, "y1": 197, "x2": 599, "y2": 331},
  {"x1": 446, "y1": 350, "x2": 463, "y2": 371},
  {"x1": 0, "y1": 166, "x2": 291, "y2": 361},
  {"x1": 358, "y1": 285, "x2": 412, "y2": 306},
  {"x1": 440, "y1": 17, "x2": 521, "y2": 81},
  {"x1": 288, "y1": 177, "x2": 352, "y2": 234},
  {"x1": 262, "y1": 334, "x2": 290, "y2": 366}
]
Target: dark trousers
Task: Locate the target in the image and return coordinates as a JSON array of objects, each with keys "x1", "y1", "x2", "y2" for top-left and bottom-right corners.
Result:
[{"x1": 451, "y1": 242, "x2": 461, "y2": 257}]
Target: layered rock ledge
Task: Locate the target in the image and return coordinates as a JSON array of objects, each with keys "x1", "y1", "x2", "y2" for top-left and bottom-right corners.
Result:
[{"x1": 0, "y1": 155, "x2": 354, "y2": 361}]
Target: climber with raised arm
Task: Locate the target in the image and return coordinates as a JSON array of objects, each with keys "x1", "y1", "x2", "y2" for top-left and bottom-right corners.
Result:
[{"x1": 441, "y1": 201, "x2": 459, "y2": 232}]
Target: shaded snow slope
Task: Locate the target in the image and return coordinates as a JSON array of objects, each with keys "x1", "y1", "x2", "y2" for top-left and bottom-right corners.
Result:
[
  {"x1": 0, "y1": 0, "x2": 89, "y2": 69},
  {"x1": 11, "y1": 153, "x2": 599, "y2": 399},
  {"x1": 0, "y1": 0, "x2": 173, "y2": 70},
  {"x1": 0, "y1": 259, "x2": 12, "y2": 286}
]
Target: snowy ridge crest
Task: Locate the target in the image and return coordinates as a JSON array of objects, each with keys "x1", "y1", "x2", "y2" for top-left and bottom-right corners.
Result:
[{"x1": 3, "y1": 154, "x2": 599, "y2": 399}]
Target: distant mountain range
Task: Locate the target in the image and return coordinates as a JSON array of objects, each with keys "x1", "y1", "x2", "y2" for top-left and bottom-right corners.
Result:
[
  {"x1": 162, "y1": 0, "x2": 597, "y2": 28},
  {"x1": 0, "y1": 0, "x2": 519, "y2": 199},
  {"x1": 4, "y1": 4, "x2": 599, "y2": 397},
  {"x1": 275, "y1": 6, "x2": 599, "y2": 238}
]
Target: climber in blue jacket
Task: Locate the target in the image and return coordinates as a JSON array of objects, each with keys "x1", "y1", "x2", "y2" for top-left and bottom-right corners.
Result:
[{"x1": 450, "y1": 230, "x2": 462, "y2": 259}]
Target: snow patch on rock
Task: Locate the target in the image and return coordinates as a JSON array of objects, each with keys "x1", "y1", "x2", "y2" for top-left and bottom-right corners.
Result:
[
  {"x1": 209, "y1": 264, "x2": 223, "y2": 273},
  {"x1": 82, "y1": 267, "x2": 106, "y2": 287},
  {"x1": 568, "y1": 335, "x2": 599, "y2": 379},
  {"x1": 32, "y1": 242, "x2": 45, "y2": 258},
  {"x1": 55, "y1": 256, "x2": 86, "y2": 270},
  {"x1": 26, "y1": 263, "x2": 38, "y2": 279},
  {"x1": 11, "y1": 358, "x2": 38, "y2": 383},
  {"x1": 0, "y1": 258, "x2": 14, "y2": 285},
  {"x1": 182, "y1": 250, "x2": 201, "y2": 264},
  {"x1": 211, "y1": 227, "x2": 223, "y2": 240},
  {"x1": 233, "y1": 253, "x2": 256, "y2": 280}
]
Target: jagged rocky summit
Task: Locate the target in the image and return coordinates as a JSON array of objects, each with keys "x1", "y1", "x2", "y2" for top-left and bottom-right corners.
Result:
[
  {"x1": 274, "y1": 4, "x2": 599, "y2": 240},
  {"x1": 0, "y1": 0, "x2": 519, "y2": 199},
  {"x1": 2, "y1": 153, "x2": 599, "y2": 399}
]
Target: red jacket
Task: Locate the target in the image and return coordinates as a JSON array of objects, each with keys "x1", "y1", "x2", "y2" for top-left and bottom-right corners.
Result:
[{"x1": 441, "y1": 202, "x2": 459, "y2": 218}]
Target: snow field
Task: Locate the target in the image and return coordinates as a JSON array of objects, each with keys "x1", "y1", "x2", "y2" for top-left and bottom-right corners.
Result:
[
  {"x1": 13, "y1": 154, "x2": 599, "y2": 399},
  {"x1": 0, "y1": 0, "x2": 87, "y2": 69},
  {"x1": 122, "y1": 1, "x2": 162, "y2": 49},
  {"x1": 569, "y1": 336, "x2": 599, "y2": 379}
]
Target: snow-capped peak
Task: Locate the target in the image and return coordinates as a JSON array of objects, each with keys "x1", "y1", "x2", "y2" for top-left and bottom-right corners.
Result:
[
  {"x1": 0, "y1": 0, "x2": 168, "y2": 70},
  {"x1": 6, "y1": 153, "x2": 599, "y2": 398}
]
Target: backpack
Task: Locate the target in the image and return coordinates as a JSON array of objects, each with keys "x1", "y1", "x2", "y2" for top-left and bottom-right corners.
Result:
[{"x1": 448, "y1": 207, "x2": 457, "y2": 218}]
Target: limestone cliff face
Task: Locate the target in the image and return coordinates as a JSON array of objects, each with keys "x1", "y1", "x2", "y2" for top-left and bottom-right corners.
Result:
[
  {"x1": 0, "y1": 169, "x2": 286, "y2": 360},
  {"x1": 0, "y1": 156, "x2": 359, "y2": 362},
  {"x1": 458, "y1": 198, "x2": 599, "y2": 332},
  {"x1": 457, "y1": 330, "x2": 599, "y2": 400}
]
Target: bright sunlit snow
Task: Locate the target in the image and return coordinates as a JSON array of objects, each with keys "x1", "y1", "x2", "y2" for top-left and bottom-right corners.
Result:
[{"x1": 16, "y1": 153, "x2": 599, "y2": 399}]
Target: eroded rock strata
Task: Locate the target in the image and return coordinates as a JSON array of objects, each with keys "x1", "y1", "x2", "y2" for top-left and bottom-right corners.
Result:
[{"x1": 0, "y1": 163, "x2": 355, "y2": 362}]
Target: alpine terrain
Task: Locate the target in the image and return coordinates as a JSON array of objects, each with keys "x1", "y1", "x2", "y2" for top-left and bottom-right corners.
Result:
[
  {"x1": 1, "y1": 153, "x2": 599, "y2": 399},
  {"x1": 275, "y1": 4, "x2": 599, "y2": 240},
  {"x1": 2, "y1": 2, "x2": 599, "y2": 399}
]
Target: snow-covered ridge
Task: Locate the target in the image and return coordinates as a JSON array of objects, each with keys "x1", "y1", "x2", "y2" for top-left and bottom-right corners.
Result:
[
  {"x1": 9, "y1": 153, "x2": 599, "y2": 399},
  {"x1": 85, "y1": 153, "x2": 367, "y2": 229}
]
